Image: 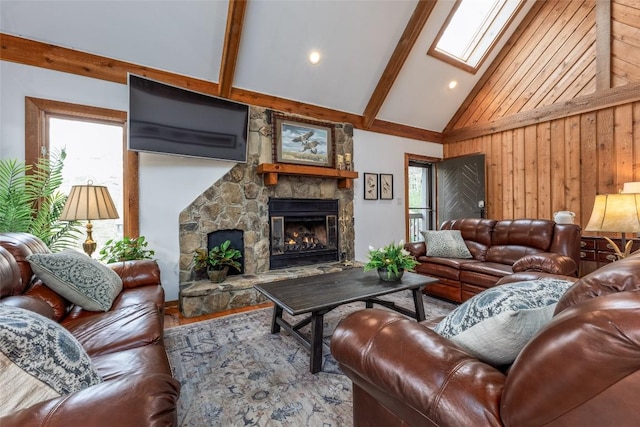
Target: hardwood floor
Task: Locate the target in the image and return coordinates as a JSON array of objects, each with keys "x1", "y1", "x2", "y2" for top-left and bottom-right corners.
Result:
[{"x1": 163, "y1": 301, "x2": 274, "y2": 329}]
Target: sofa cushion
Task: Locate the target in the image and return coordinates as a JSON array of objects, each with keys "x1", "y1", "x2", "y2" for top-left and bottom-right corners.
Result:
[
  {"x1": 26, "y1": 250, "x2": 123, "y2": 312},
  {"x1": 0, "y1": 305, "x2": 102, "y2": 416},
  {"x1": 422, "y1": 230, "x2": 472, "y2": 259},
  {"x1": 433, "y1": 278, "x2": 574, "y2": 365}
]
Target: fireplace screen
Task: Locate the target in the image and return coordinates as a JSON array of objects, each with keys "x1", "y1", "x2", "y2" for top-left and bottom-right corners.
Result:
[{"x1": 269, "y1": 198, "x2": 339, "y2": 269}]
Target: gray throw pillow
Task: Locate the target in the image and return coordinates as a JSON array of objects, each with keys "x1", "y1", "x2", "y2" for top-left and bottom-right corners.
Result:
[
  {"x1": 433, "y1": 278, "x2": 575, "y2": 365},
  {"x1": 27, "y1": 250, "x2": 123, "y2": 312},
  {"x1": 0, "y1": 305, "x2": 102, "y2": 416},
  {"x1": 421, "y1": 229, "x2": 472, "y2": 258}
]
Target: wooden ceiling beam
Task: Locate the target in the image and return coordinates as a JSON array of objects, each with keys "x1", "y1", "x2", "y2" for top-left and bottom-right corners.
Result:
[
  {"x1": 1, "y1": 33, "x2": 442, "y2": 144},
  {"x1": 361, "y1": 0, "x2": 437, "y2": 130},
  {"x1": 218, "y1": 0, "x2": 247, "y2": 99}
]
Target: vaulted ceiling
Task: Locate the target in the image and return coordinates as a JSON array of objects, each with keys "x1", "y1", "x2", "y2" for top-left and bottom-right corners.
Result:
[{"x1": 0, "y1": 0, "x2": 537, "y2": 142}]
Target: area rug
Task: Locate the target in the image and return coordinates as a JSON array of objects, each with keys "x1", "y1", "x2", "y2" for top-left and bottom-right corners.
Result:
[{"x1": 164, "y1": 293, "x2": 455, "y2": 427}]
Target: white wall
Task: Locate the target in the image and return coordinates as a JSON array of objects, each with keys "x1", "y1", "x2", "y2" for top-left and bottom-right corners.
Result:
[
  {"x1": 353, "y1": 129, "x2": 442, "y2": 262},
  {"x1": 1, "y1": 61, "x2": 443, "y2": 301}
]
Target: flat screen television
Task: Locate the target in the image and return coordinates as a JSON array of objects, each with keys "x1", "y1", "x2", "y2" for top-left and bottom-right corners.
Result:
[{"x1": 128, "y1": 74, "x2": 249, "y2": 162}]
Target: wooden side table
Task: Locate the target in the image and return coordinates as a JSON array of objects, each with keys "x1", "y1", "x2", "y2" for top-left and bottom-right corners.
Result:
[{"x1": 580, "y1": 235, "x2": 640, "y2": 276}]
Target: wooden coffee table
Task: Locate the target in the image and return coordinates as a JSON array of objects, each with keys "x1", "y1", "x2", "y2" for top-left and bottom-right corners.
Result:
[{"x1": 254, "y1": 268, "x2": 438, "y2": 373}]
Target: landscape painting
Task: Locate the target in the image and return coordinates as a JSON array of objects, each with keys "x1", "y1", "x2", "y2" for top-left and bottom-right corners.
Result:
[{"x1": 273, "y1": 113, "x2": 334, "y2": 167}]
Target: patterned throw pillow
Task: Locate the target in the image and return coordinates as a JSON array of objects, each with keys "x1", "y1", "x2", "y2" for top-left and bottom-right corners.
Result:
[
  {"x1": 0, "y1": 305, "x2": 102, "y2": 416},
  {"x1": 421, "y1": 230, "x2": 473, "y2": 258},
  {"x1": 27, "y1": 250, "x2": 123, "y2": 312},
  {"x1": 433, "y1": 278, "x2": 575, "y2": 365}
]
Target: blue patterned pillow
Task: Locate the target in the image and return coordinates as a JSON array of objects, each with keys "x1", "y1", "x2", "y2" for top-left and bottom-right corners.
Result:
[
  {"x1": 433, "y1": 279, "x2": 574, "y2": 365},
  {"x1": 422, "y1": 230, "x2": 472, "y2": 258},
  {"x1": 27, "y1": 250, "x2": 123, "y2": 312},
  {"x1": 0, "y1": 305, "x2": 102, "y2": 415}
]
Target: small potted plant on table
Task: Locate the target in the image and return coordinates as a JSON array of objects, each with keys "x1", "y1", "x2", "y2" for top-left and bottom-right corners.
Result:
[
  {"x1": 363, "y1": 240, "x2": 419, "y2": 281},
  {"x1": 193, "y1": 240, "x2": 242, "y2": 283}
]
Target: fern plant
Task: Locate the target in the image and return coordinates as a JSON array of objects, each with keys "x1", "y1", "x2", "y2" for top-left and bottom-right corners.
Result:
[{"x1": 0, "y1": 148, "x2": 82, "y2": 251}]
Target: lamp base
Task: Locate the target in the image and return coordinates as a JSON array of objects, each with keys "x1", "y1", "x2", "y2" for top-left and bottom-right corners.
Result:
[{"x1": 83, "y1": 220, "x2": 97, "y2": 257}]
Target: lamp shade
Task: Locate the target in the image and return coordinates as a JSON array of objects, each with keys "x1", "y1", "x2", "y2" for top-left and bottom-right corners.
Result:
[
  {"x1": 59, "y1": 183, "x2": 119, "y2": 221},
  {"x1": 585, "y1": 193, "x2": 640, "y2": 233},
  {"x1": 622, "y1": 182, "x2": 640, "y2": 193}
]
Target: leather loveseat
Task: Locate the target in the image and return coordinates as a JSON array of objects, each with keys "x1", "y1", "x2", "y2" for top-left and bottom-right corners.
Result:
[
  {"x1": 405, "y1": 218, "x2": 582, "y2": 302},
  {"x1": 331, "y1": 249, "x2": 640, "y2": 427},
  {"x1": 0, "y1": 232, "x2": 180, "y2": 426}
]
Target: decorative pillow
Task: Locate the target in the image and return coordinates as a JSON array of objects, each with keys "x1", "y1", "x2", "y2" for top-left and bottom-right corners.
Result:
[
  {"x1": 433, "y1": 278, "x2": 574, "y2": 365},
  {"x1": 26, "y1": 250, "x2": 123, "y2": 312},
  {"x1": 421, "y1": 230, "x2": 472, "y2": 259},
  {"x1": 0, "y1": 305, "x2": 102, "y2": 416}
]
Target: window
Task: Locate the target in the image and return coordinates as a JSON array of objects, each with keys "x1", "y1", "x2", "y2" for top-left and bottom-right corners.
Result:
[
  {"x1": 25, "y1": 97, "x2": 139, "y2": 243},
  {"x1": 428, "y1": 0, "x2": 524, "y2": 74},
  {"x1": 405, "y1": 154, "x2": 437, "y2": 242}
]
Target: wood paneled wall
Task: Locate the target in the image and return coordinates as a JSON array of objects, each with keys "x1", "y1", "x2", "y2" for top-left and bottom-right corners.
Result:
[
  {"x1": 612, "y1": 0, "x2": 640, "y2": 87},
  {"x1": 444, "y1": 101, "x2": 640, "y2": 228}
]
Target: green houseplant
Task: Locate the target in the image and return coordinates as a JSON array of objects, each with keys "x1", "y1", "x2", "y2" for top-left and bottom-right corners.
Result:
[
  {"x1": 99, "y1": 236, "x2": 155, "y2": 263},
  {"x1": 193, "y1": 240, "x2": 242, "y2": 283},
  {"x1": 363, "y1": 240, "x2": 419, "y2": 281},
  {"x1": 0, "y1": 148, "x2": 82, "y2": 251}
]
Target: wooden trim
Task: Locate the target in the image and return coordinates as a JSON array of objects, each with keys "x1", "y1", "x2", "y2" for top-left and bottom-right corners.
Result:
[
  {"x1": 1, "y1": 32, "x2": 443, "y2": 144},
  {"x1": 256, "y1": 163, "x2": 358, "y2": 188},
  {"x1": 218, "y1": 0, "x2": 247, "y2": 98},
  {"x1": 442, "y1": 82, "x2": 640, "y2": 143},
  {"x1": 443, "y1": 1, "x2": 546, "y2": 133},
  {"x1": 24, "y1": 97, "x2": 139, "y2": 237},
  {"x1": 596, "y1": 0, "x2": 611, "y2": 91},
  {"x1": 362, "y1": 0, "x2": 437, "y2": 129}
]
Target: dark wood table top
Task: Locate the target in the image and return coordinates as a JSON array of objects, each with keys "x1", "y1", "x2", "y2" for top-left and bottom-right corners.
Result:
[{"x1": 254, "y1": 268, "x2": 438, "y2": 315}]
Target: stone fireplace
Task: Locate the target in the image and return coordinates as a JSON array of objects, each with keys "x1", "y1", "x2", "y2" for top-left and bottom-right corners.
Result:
[
  {"x1": 178, "y1": 107, "x2": 355, "y2": 317},
  {"x1": 269, "y1": 198, "x2": 339, "y2": 269}
]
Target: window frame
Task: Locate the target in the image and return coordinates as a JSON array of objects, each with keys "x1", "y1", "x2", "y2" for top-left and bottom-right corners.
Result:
[
  {"x1": 427, "y1": 0, "x2": 526, "y2": 74},
  {"x1": 25, "y1": 97, "x2": 139, "y2": 237}
]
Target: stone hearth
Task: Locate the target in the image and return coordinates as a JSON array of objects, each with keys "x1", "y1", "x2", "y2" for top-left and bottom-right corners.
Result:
[{"x1": 178, "y1": 107, "x2": 356, "y2": 317}]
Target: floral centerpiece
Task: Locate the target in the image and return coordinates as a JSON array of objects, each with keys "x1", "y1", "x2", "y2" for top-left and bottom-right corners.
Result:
[{"x1": 363, "y1": 240, "x2": 419, "y2": 281}]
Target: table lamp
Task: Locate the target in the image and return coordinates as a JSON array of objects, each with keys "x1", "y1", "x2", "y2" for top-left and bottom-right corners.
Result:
[
  {"x1": 59, "y1": 180, "x2": 119, "y2": 257},
  {"x1": 584, "y1": 193, "x2": 640, "y2": 259}
]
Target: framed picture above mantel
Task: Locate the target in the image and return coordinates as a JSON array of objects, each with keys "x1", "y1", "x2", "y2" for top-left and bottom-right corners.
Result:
[{"x1": 272, "y1": 112, "x2": 336, "y2": 168}]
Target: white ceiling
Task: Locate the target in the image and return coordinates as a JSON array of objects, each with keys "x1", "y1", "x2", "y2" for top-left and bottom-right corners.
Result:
[{"x1": 0, "y1": 0, "x2": 535, "y2": 133}]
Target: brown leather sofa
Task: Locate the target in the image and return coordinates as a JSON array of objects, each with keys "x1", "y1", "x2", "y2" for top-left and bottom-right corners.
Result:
[
  {"x1": 0, "y1": 232, "x2": 180, "y2": 426},
  {"x1": 405, "y1": 218, "x2": 582, "y2": 302},
  {"x1": 331, "y1": 250, "x2": 640, "y2": 427}
]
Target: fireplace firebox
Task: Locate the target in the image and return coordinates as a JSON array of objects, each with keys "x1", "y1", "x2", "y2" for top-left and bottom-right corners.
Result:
[{"x1": 269, "y1": 198, "x2": 338, "y2": 269}]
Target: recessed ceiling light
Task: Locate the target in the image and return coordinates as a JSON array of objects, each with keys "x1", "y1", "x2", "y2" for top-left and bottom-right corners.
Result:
[
  {"x1": 448, "y1": 80, "x2": 458, "y2": 89},
  {"x1": 309, "y1": 51, "x2": 321, "y2": 65}
]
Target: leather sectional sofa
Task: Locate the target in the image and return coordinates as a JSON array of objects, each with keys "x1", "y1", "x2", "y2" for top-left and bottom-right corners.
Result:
[
  {"x1": 332, "y1": 247, "x2": 640, "y2": 426},
  {"x1": 405, "y1": 218, "x2": 582, "y2": 302},
  {"x1": 0, "y1": 232, "x2": 180, "y2": 426}
]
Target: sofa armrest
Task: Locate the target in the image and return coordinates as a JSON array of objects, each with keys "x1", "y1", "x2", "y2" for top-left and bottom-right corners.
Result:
[
  {"x1": 109, "y1": 260, "x2": 161, "y2": 289},
  {"x1": 404, "y1": 241, "x2": 426, "y2": 258},
  {"x1": 496, "y1": 272, "x2": 579, "y2": 286},
  {"x1": 331, "y1": 309, "x2": 505, "y2": 426},
  {"x1": 501, "y1": 291, "x2": 640, "y2": 426},
  {"x1": 0, "y1": 374, "x2": 179, "y2": 427},
  {"x1": 512, "y1": 252, "x2": 577, "y2": 276}
]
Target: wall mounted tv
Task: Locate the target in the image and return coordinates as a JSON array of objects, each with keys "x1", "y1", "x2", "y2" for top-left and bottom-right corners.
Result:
[{"x1": 128, "y1": 74, "x2": 249, "y2": 162}]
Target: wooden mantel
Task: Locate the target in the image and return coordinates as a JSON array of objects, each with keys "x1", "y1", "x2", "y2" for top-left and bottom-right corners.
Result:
[{"x1": 256, "y1": 163, "x2": 359, "y2": 189}]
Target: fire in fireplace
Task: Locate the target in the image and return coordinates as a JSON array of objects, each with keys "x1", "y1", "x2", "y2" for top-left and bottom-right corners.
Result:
[{"x1": 269, "y1": 198, "x2": 338, "y2": 269}]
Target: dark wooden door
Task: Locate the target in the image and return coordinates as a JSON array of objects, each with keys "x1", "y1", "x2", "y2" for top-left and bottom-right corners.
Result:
[{"x1": 436, "y1": 154, "x2": 486, "y2": 226}]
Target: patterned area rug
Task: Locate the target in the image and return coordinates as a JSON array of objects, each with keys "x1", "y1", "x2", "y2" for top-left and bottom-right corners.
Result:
[{"x1": 164, "y1": 293, "x2": 455, "y2": 427}]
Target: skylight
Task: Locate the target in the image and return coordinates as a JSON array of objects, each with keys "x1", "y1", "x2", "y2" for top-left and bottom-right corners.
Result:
[{"x1": 428, "y1": 0, "x2": 524, "y2": 74}]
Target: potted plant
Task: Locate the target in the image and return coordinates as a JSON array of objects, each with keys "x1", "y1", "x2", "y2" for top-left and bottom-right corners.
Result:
[
  {"x1": 193, "y1": 240, "x2": 242, "y2": 283},
  {"x1": 99, "y1": 236, "x2": 155, "y2": 263},
  {"x1": 363, "y1": 240, "x2": 419, "y2": 281}
]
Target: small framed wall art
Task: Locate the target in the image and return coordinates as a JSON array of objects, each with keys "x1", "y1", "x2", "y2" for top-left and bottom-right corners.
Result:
[
  {"x1": 364, "y1": 173, "x2": 378, "y2": 200},
  {"x1": 379, "y1": 174, "x2": 393, "y2": 200},
  {"x1": 272, "y1": 112, "x2": 335, "y2": 167}
]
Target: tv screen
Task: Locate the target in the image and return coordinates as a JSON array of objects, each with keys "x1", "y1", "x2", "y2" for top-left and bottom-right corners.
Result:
[{"x1": 128, "y1": 74, "x2": 249, "y2": 162}]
